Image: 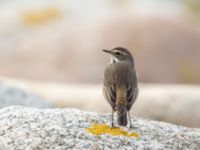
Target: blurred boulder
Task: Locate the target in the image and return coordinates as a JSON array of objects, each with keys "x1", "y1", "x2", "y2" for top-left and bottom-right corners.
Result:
[
  {"x1": 133, "y1": 84, "x2": 200, "y2": 128},
  {"x1": 0, "y1": 82, "x2": 52, "y2": 109},
  {"x1": 0, "y1": 17, "x2": 200, "y2": 83},
  {"x1": 1, "y1": 77, "x2": 200, "y2": 128}
]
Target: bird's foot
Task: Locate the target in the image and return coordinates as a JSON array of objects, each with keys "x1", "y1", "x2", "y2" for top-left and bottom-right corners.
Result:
[{"x1": 111, "y1": 123, "x2": 117, "y2": 128}]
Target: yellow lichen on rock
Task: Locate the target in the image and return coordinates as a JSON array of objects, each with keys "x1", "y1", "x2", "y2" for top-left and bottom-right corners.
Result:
[
  {"x1": 22, "y1": 7, "x2": 60, "y2": 26},
  {"x1": 85, "y1": 124, "x2": 140, "y2": 138}
]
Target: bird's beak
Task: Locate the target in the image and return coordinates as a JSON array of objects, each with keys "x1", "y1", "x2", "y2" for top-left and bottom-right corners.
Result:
[{"x1": 102, "y1": 49, "x2": 112, "y2": 54}]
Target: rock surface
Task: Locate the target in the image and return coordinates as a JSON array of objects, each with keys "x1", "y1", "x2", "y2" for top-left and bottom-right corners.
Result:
[
  {"x1": 0, "y1": 83, "x2": 52, "y2": 109},
  {"x1": 0, "y1": 106, "x2": 200, "y2": 150}
]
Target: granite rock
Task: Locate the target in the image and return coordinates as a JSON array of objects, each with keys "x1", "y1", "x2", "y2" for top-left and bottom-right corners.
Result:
[{"x1": 0, "y1": 106, "x2": 200, "y2": 150}]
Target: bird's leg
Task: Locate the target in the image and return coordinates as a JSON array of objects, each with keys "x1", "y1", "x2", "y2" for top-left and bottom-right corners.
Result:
[
  {"x1": 111, "y1": 110, "x2": 115, "y2": 128},
  {"x1": 128, "y1": 111, "x2": 133, "y2": 128}
]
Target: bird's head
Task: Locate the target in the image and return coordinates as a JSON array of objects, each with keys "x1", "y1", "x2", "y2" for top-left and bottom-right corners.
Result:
[{"x1": 103, "y1": 47, "x2": 134, "y2": 64}]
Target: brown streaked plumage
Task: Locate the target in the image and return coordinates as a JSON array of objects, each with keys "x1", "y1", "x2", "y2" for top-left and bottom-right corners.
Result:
[{"x1": 102, "y1": 47, "x2": 138, "y2": 127}]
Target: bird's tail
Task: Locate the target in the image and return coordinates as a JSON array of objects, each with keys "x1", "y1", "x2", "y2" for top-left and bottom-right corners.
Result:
[
  {"x1": 116, "y1": 86, "x2": 127, "y2": 126},
  {"x1": 117, "y1": 103, "x2": 127, "y2": 126}
]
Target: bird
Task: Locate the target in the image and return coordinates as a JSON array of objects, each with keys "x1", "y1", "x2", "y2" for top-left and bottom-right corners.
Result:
[{"x1": 102, "y1": 47, "x2": 138, "y2": 127}]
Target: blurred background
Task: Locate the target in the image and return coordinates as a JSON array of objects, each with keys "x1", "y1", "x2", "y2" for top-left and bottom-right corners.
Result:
[{"x1": 0, "y1": 0, "x2": 200, "y2": 127}]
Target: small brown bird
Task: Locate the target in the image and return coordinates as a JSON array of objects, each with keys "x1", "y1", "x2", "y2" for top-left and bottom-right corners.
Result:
[{"x1": 102, "y1": 47, "x2": 138, "y2": 127}]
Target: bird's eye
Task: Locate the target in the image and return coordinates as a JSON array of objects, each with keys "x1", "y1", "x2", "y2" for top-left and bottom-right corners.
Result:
[{"x1": 115, "y1": 52, "x2": 120, "y2": 56}]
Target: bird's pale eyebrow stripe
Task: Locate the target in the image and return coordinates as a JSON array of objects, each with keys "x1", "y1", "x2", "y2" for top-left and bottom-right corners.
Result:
[{"x1": 113, "y1": 50, "x2": 127, "y2": 55}]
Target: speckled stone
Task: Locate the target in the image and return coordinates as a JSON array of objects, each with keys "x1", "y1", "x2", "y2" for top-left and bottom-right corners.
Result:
[
  {"x1": 0, "y1": 83, "x2": 52, "y2": 109},
  {"x1": 0, "y1": 106, "x2": 200, "y2": 150}
]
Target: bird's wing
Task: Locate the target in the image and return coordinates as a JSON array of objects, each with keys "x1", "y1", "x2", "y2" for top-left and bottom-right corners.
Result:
[
  {"x1": 103, "y1": 64, "x2": 117, "y2": 110},
  {"x1": 127, "y1": 71, "x2": 139, "y2": 111},
  {"x1": 126, "y1": 85, "x2": 138, "y2": 111},
  {"x1": 103, "y1": 85, "x2": 116, "y2": 110}
]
